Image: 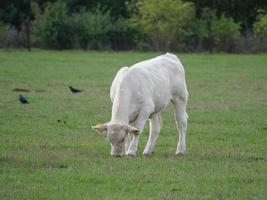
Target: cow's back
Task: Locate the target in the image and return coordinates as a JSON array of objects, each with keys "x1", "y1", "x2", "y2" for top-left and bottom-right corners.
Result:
[
  {"x1": 127, "y1": 53, "x2": 186, "y2": 98},
  {"x1": 111, "y1": 53, "x2": 187, "y2": 113}
]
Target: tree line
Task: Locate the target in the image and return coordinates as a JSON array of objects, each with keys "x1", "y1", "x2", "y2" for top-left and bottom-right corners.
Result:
[{"x1": 0, "y1": 0, "x2": 267, "y2": 52}]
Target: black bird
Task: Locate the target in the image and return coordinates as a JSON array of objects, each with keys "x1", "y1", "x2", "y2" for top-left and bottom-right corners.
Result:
[
  {"x1": 69, "y1": 86, "x2": 83, "y2": 93},
  {"x1": 19, "y1": 94, "x2": 29, "y2": 104}
]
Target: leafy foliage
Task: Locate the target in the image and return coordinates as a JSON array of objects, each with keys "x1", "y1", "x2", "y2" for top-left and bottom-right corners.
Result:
[
  {"x1": 1, "y1": 0, "x2": 267, "y2": 51},
  {"x1": 33, "y1": 1, "x2": 73, "y2": 49},
  {"x1": 253, "y1": 11, "x2": 267, "y2": 38},
  {"x1": 184, "y1": 0, "x2": 267, "y2": 34},
  {"x1": 71, "y1": 8, "x2": 113, "y2": 49},
  {"x1": 212, "y1": 16, "x2": 240, "y2": 42},
  {"x1": 0, "y1": 0, "x2": 34, "y2": 31},
  {"x1": 189, "y1": 8, "x2": 240, "y2": 52},
  {"x1": 131, "y1": 0, "x2": 195, "y2": 50},
  {"x1": 211, "y1": 15, "x2": 240, "y2": 52},
  {"x1": 33, "y1": 1, "x2": 114, "y2": 49}
]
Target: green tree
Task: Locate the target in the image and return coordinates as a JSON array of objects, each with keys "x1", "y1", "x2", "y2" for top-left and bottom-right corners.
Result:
[
  {"x1": 194, "y1": 8, "x2": 240, "y2": 52},
  {"x1": 33, "y1": 1, "x2": 114, "y2": 49},
  {"x1": 71, "y1": 7, "x2": 113, "y2": 49},
  {"x1": 33, "y1": 1, "x2": 73, "y2": 49},
  {"x1": 184, "y1": 0, "x2": 267, "y2": 34},
  {"x1": 131, "y1": 0, "x2": 195, "y2": 50},
  {"x1": 253, "y1": 11, "x2": 267, "y2": 38},
  {"x1": 0, "y1": 0, "x2": 35, "y2": 51},
  {"x1": 65, "y1": 0, "x2": 136, "y2": 19},
  {"x1": 212, "y1": 15, "x2": 240, "y2": 52}
]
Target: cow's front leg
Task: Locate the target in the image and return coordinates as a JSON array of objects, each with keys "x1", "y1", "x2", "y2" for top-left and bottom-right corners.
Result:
[
  {"x1": 124, "y1": 134, "x2": 133, "y2": 153},
  {"x1": 125, "y1": 111, "x2": 151, "y2": 156},
  {"x1": 143, "y1": 113, "x2": 162, "y2": 155},
  {"x1": 125, "y1": 134, "x2": 141, "y2": 156},
  {"x1": 125, "y1": 123, "x2": 145, "y2": 156}
]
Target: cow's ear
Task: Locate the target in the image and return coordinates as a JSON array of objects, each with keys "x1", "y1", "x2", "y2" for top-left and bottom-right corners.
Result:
[
  {"x1": 92, "y1": 123, "x2": 108, "y2": 134},
  {"x1": 127, "y1": 125, "x2": 140, "y2": 136}
]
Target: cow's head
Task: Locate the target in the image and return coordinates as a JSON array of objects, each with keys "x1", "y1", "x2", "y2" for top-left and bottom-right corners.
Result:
[{"x1": 92, "y1": 121, "x2": 139, "y2": 156}]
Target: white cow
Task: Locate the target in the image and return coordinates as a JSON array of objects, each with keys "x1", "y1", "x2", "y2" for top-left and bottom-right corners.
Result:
[{"x1": 92, "y1": 53, "x2": 188, "y2": 157}]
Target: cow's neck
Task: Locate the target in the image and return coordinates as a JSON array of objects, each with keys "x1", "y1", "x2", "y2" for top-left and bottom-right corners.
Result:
[{"x1": 111, "y1": 89, "x2": 131, "y2": 123}]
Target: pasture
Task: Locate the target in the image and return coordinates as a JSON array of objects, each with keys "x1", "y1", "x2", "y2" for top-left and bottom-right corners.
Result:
[{"x1": 0, "y1": 50, "x2": 266, "y2": 199}]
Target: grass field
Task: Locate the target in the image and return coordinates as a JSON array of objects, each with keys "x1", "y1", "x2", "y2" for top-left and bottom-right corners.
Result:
[{"x1": 0, "y1": 50, "x2": 266, "y2": 199}]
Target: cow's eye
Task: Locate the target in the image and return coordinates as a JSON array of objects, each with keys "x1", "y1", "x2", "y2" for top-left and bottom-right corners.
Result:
[{"x1": 121, "y1": 138, "x2": 125, "y2": 143}]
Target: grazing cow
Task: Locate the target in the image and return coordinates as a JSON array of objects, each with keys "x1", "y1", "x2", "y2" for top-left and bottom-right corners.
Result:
[{"x1": 92, "y1": 53, "x2": 188, "y2": 157}]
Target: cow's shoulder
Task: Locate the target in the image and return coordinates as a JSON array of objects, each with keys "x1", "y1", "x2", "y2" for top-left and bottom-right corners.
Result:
[{"x1": 110, "y1": 66, "x2": 129, "y2": 101}]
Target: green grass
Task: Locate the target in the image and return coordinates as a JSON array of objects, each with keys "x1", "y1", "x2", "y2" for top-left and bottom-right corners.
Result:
[{"x1": 0, "y1": 50, "x2": 266, "y2": 200}]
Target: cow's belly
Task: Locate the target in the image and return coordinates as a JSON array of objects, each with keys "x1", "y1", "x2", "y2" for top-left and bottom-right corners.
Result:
[
  {"x1": 127, "y1": 95, "x2": 169, "y2": 123},
  {"x1": 153, "y1": 97, "x2": 170, "y2": 114},
  {"x1": 152, "y1": 87, "x2": 171, "y2": 111}
]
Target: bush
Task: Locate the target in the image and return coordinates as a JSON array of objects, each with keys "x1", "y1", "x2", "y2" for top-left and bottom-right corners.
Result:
[
  {"x1": 108, "y1": 18, "x2": 138, "y2": 50},
  {"x1": 0, "y1": 21, "x2": 30, "y2": 49},
  {"x1": 211, "y1": 15, "x2": 240, "y2": 52},
  {"x1": 234, "y1": 34, "x2": 267, "y2": 53},
  {"x1": 71, "y1": 8, "x2": 113, "y2": 49},
  {"x1": 130, "y1": 0, "x2": 195, "y2": 51},
  {"x1": 33, "y1": 1, "x2": 73, "y2": 49},
  {"x1": 33, "y1": 2, "x2": 114, "y2": 49},
  {"x1": 0, "y1": 25, "x2": 21, "y2": 48},
  {"x1": 253, "y1": 12, "x2": 267, "y2": 39},
  {"x1": 193, "y1": 8, "x2": 240, "y2": 52}
]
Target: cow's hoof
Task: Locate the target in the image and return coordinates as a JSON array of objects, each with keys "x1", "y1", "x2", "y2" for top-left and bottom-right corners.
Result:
[
  {"x1": 143, "y1": 151, "x2": 153, "y2": 156},
  {"x1": 176, "y1": 152, "x2": 184, "y2": 157},
  {"x1": 125, "y1": 150, "x2": 136, "y2": 157},
  {"x1": 125, "y1": 152, "x2": 136, "y2": 157},
  {"x1": 126, "y1": 154, "x2": 136, "y2": 159},
  {"x1": 143, "y1": 153, "x2": 152, "y2": 157},
  {"x1": 111, "y1": 154, "x2": 122, "y2": 157}
]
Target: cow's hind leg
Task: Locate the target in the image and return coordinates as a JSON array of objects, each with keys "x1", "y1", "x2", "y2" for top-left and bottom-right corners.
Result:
[
  {"x1": 143, "y1": 113, "x2": 162, "y2": 155},
  {"x1": 172, "y1": 96, "x2": 188, "y2": 155}
]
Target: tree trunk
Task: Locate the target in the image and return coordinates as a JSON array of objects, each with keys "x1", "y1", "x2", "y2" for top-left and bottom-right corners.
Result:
[
  {"x1": 195, "y1": 0, "x2": 201, "y2": 17},
  {"x1": 207, "y1": 20, "x2": 213, "y2": 53},
  {"x1": 25, "y1": 18, "x2": 31, "y2": 51}
]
